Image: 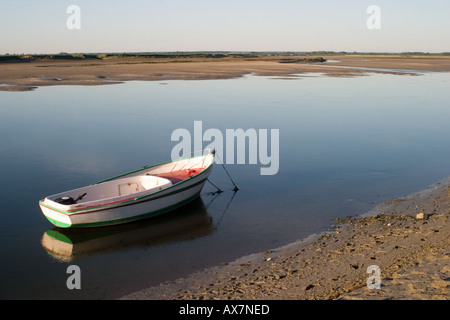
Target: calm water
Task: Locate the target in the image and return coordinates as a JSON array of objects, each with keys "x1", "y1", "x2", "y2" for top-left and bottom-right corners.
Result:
[{"x1": 1, "y1": 72, "x2": 449, "y2": 299}]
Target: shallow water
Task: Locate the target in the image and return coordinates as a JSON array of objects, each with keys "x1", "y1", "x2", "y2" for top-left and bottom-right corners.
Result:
[{"x1": 0, "y1": 72, "x2": 449, "y2": 299}]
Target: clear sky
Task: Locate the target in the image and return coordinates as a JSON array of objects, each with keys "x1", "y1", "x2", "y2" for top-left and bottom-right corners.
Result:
[{"x1": 1, "y1": 0, "x2": 449, "y2": 54}]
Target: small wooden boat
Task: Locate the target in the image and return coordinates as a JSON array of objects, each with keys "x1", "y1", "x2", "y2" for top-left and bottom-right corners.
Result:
[{"x1": 39, "y1": 150, "x2": 215, "y2": 228}]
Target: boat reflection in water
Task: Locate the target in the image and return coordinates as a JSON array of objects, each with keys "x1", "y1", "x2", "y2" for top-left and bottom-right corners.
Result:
[{"x1": 41, "y1": 197, "x2": 214, "y2": 262}]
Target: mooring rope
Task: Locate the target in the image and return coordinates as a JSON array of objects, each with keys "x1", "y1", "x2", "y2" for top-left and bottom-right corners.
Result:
[{"x1": 213, "y1": 151, "x2": 239, "y2": 192}]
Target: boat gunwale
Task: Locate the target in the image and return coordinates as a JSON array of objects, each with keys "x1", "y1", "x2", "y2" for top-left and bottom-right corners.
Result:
[{"x1": 92, "y1": 153, "x2": 211, "y2": 185}]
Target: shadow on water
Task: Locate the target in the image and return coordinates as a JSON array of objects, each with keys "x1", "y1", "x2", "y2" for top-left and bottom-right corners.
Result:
[
  {"x1": 41, "y1": 191, "x2": 237, "y2": 262},
  {"x1": 41, "y1": 197, "x2": 214, "y2": 262}
]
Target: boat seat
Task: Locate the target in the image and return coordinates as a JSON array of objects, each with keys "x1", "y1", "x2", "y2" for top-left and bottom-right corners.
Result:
[{"x1": 118, "y1": 182, "x2": 141, "y2": 196}]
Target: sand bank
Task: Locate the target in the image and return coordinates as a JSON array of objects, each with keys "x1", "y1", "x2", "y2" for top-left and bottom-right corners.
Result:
[
  {"x1": 122, "y1": 176, "x2": 449, "y2": 300},
  {"x1": 2, "y1": 55, "x2": 450, "y2": 91}
]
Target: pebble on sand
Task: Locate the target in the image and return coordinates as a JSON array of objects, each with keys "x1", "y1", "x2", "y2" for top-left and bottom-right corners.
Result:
[{"x1": 416, "y1": 212, "x2": 426, "y2": 220}]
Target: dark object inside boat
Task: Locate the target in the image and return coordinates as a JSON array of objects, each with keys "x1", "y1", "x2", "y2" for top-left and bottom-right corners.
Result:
[
  {"x1": 55, "y1": 193, "x2": 87, "y2": 205},
  {"x1": 55, "y1": 196, "x2": 76, "y2": 205}
]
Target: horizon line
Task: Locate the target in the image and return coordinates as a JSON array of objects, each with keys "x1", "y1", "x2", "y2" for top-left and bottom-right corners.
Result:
[{"x1": 2, "y1": 50, "x2": 450, "y2": 57}]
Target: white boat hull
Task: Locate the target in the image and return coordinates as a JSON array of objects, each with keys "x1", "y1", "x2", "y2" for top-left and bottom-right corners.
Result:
[{"x1": 39, "y1": 152, "x2": 214, "y2": 228}]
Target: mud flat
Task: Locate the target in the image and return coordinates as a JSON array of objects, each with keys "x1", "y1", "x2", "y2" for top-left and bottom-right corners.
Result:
[
  {"x1": 2, "y1": 55, "x2": 450, "y2": 91},
  {"x1": 122, "y1": 176, "x2": 449, "y2": 300}
]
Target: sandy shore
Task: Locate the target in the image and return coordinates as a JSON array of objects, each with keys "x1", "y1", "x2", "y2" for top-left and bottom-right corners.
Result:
[
  {"x1": 122, "y1": 176, "x2": 449, "y2": 300},
  {"x1": 2, "y1": 55, "x2": 450, "y2": 91}
]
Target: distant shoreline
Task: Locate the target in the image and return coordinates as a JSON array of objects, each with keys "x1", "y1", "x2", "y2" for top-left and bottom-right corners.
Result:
[
  {"x1": 2, "y1": 51, "x2": 449, "y2": 61},
  {"x1": 1, "y1": 54, "x2": 450, "y2": 92}
]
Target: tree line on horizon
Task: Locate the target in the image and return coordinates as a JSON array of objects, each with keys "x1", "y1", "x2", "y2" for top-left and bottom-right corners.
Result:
[{"x1": 1, "y1": 51, "x2": 449, "y2": 62}]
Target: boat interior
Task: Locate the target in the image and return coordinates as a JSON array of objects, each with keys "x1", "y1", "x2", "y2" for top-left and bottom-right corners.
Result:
[{"x1": 42, "y1": 152, "x2": 214, "y2": 211}]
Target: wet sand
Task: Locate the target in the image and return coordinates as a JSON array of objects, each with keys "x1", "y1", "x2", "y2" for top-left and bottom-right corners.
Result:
[
  {"x1": 122, "y1": 176, "x2": 449, "y2": 300},
  {"x1": 2, "y1": 55, "x2": 450, "y2": 91}
]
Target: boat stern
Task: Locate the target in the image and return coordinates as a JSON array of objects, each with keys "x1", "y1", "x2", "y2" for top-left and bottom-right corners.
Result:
[{"x1": 39, "y1": 200, "x2": 73, "y2": 228}]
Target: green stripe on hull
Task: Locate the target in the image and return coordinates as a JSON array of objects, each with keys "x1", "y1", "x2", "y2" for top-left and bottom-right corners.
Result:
[
  {"x1": 58, "y1": 191, "x2": 202, "y2": 228},
  {"x1": 45, "y1": 215, "x2": 72, "y2": 228}
]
